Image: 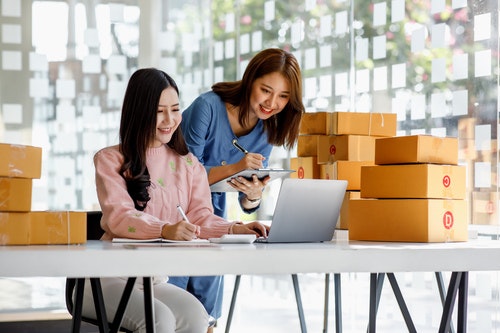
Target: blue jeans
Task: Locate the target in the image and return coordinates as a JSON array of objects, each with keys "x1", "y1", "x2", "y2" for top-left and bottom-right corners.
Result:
[{"x1": 168, "y1": 275, "x2": 223, "y2": 319}]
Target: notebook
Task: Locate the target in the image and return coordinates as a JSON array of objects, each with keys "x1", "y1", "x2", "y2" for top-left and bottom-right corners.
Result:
[{"x1": 255, "y1": 178, "x2": 347, "y2": 243}]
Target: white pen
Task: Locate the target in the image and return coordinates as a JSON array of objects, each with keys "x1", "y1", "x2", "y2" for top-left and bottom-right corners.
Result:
[
  {"x1": 177, "y1": 204, "x2": 200, "y2": 238},
  {"x1": 176, "y1": 204, "x2": 190, "y2": 223},
  {"x1": 232, "y1": 139, "x2": 249, "y2": 154}
]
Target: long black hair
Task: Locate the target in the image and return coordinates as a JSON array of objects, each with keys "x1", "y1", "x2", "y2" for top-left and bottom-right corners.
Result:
[{"x1": 118, "y1": 68, "x2": 188, "y2": 210}]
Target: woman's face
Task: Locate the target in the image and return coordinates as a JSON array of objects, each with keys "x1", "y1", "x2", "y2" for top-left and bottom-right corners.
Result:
[
  {"x1": 151, "y1": 86, "x2": 181, "y2": 148},
  {"x1": 249, "y1": 72, "x2": 290, "y2": 120}
]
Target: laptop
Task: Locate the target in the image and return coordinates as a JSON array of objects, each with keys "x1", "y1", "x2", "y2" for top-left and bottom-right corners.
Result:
[{"x1": 255, "y1": 178, "x2": 347, "y2": 243}]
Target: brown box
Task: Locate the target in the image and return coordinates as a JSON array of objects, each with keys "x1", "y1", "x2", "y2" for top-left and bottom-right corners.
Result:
[
  {"x1": 374, "y1": 135, "x2": 458, "y2": 165},
  {"x1": 0, "y1": 143, "x2": 42, "y2": 178},
  {"x1": 321, "y1": 161, "x2": 374, "y2": 190},
  {"x1": 349, "y1": 199, "x2": 468, "y2": 242},
  {"x1": 327, "y1": 111, "x2": 397, "y2": 137},
  {"x1": 290, "y1": 156, "x2": 320, "y2": 179},
  {"x1": 297, "y1": 135, "x2": 320, "y2": 157},
  {"x1": 0, "y1": 177, "x2": 33, "y2": 211},
  {"x1": 360, "y1": 164, "x2": 466, "y2": 199},
  {"x1": 299, "y1": 112, "x2": 327, "y2": 134},
  {"x1": 337, "y1": 191, "x2": 361, "y2": 230},
  {"x1": 472, "y1": 191, "x2": 497, "y2": 225},
  {"x1": 317, "y1": 135, "x2": 376, "y2": 164},
  {"x1": 0, "y1": 211, "x2": 87, "y2": 245}
]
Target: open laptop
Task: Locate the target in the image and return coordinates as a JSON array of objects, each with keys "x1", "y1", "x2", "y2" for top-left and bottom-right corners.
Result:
[{"x1": 255, "y1": 178, "x2": 347, "y2": 243}]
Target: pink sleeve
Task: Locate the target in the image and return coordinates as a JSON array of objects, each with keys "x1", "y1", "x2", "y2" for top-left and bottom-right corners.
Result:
[
  {"x1": 185, "y1": 158, "x2": 233, "y2": 239},
  {"x1": 94, "y1": 148, "x2": 165, "y2": 240}
]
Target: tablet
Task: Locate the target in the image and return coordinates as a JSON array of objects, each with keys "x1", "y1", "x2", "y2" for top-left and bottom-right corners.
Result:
[
  {"x1": 209, "y1": 234, "x2": 257, "y2": 244},
  {"x1": 209, "y1": 168, "x2": 294, "y2": 192}
]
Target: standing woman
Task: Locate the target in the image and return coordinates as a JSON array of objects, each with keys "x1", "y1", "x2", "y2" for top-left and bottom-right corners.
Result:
[
  {"x1": 85, "y1": 68, "x2": 268, "y2": 333},
  {"x1": 173, "y1": 48, "x2": 305, "y2": 326}
]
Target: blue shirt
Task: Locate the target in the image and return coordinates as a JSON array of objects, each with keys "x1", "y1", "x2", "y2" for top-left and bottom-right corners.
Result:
[{"x1": 181, "y1": 91, "x2": 273, "y2": 218}]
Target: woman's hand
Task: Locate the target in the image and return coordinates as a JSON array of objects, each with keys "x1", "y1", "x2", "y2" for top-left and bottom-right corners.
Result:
[
  {"x1": 231, "y1": 221, "x2": 270, "y2": 238},
  {"x1": 236, "y1": 152, "x2": 265, "y2": 170},
  {"x1": 161, "y1": 220, "x2": 200, "y2": 240},
  {"x1": 228, "y1": 174, "x2": 270, "y2": 201}
]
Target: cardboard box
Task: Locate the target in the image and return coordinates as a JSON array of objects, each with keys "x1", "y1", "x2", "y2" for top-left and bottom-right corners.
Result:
[
  {"x1": 337, "y1": 191, "x2": 361, "y2": 230},
  {"x1": 360, "y1": 164, "x2": 466, "y2": 199},
  {"x1": 297, "y1": 135, "x2": 320, "y2": 157},
  {"x1": 327, "y1": 111, "x2": 397, "y2": 137},
  {"x1": 348, "y1": 199, "x2": 468, "y2": 242},
  {"x1": 321, "y1": 161, "x2": 374, "y2": 190},
  {"x1": 317, "y1": 135, "x2": 376, "y2": 164},
  {"x1": 374, "y1": 135, "x2": 458, "y2": 165},
  {"x1": 0, "y1": 143, "x2": 42, "y2": 178},
  {"x1": 472, "y1": 191, "x2": 497, "y2": 225},
  {"x1": 0, "y1": 211, "x2": 87, "y2": 245},
  {"x1": 290, "y1": 156, "x2": 320, "y2": 179},
  {"x1": 299, "y1": 112, "x2": 327, "y2": 134},
  {"x1": 0, "y1": 177, "x2": 33, "y2": 211}
]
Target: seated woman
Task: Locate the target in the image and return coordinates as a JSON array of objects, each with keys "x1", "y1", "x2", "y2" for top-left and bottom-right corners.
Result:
[{"x1": 81, "y1": 68, "x2": 269, "y2": 333}]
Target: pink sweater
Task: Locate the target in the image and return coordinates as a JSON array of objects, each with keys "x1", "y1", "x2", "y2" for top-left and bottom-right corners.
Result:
[{"x1": 94, "y1": 145, "x2": 233, "y2": 240}]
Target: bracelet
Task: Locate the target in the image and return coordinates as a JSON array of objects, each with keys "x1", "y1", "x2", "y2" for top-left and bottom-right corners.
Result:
[{"x1": 246, "y1": 196, "x2": 261, "y2": 203}]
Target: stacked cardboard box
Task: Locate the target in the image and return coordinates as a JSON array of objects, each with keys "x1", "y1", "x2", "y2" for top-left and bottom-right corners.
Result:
[
  {"x1": 0, "y1": 143, "x2": 86, "y2": 245},
  {"x1": 293, "y1": 111, "x2": 397, "y2": 229},
  {"x1": 349, "y1": 135, "x2": 468, "y2": 242}
]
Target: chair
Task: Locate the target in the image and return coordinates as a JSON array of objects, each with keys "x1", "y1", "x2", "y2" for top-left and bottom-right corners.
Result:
[{"x1": 65, "y1": 211, "x2": 134, "y2": 333}]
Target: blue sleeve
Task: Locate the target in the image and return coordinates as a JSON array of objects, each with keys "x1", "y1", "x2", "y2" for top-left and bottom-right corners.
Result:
[{"x1": 181, "y1": 96, "x2": 213, "y2": 174}]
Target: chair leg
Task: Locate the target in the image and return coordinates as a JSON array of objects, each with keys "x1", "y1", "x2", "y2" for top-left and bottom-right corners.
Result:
[
  {"x1": 225, "y1": 275, "x2": 241, "y2": 333},
  {"x1": 291, "y1": 274, "x2": 307, "y2": 333}
]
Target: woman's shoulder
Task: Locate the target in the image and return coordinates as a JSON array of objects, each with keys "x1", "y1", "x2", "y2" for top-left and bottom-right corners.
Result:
[
  {"x1": 190, "y1": 90, "x2": 224, "y2": 110},
  {"x1": 94, "y1": 145, "x2": 122, "y2": 162}
]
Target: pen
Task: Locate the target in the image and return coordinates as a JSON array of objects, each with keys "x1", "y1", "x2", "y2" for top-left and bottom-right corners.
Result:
[
  {"x1": 232, "y1": 139, "x2": 249, "y2": 154},
  {"x1": 176, "y1": 204, "x2": 190, "y2": 223},
  {"x1": 177, "y1": 204, "x2": 200, "y2": 238}
]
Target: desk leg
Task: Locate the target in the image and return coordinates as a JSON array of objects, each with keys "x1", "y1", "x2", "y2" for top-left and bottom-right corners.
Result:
[
  {"x1": 143, "y1": 277, "x2": 156, "y2": 333},
  {"x1": 458, "y1": 272, "x2": 468, "y2": 333},
  {"x1": 386, "y1": 273, "x2": 416, "y2": 333},
  {"x1": 71, "y1": 278, "x2": 85, "y2": 333},
  {"x1": 90, "y1": 278, "x2": 110, "y2": 333},
  {"x1": 438, "y1": 272, "x2": 464, "y2": 333},
  {"x1": 334, "y1": 273, "x2": 342, "y2": 333},
  {"x1": 291, "y1": 274, "x2": 308, "y2": 333},
  {"x1": 435, "y1": 272, "x2": 455, "y2": 333},
  {"x1": 323, "y1": 273, "x2": 330, "y2": 333},
  {"x1": 109, "y1": 277, "x2": 137, "y2": 333},
  {"x1": 368, "y1": 273, "x2": 379, "y2": 333},
  {"x1": 225, "y1": 275, "x2": 241, "y2": 333}
]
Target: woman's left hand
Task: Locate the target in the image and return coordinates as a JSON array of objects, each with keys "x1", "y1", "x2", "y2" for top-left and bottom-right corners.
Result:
[
  {"x1": 228, "y1": 174, "x2": 270, "y2": 200},
  {"x1": 231, "y1": 221, "x2": 270, "y2": 238}
]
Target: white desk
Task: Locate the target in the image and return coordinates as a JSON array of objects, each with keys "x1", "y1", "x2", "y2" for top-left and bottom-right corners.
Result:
[
  {"x1": 1, "y1": 239, "x2": 500, "y2": 277},
  {"x1": 2, "y1": 239, "x2": 500, "y2": 333}
]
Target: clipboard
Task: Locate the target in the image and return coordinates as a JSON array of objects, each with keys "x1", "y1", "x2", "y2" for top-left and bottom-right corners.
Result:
[{"x1": 209, "y1": 168, "x2": 295, "y2": 192}]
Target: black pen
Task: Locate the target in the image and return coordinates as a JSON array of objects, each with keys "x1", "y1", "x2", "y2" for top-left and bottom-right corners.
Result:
[{"x1": 232, "y1": 139, "x2": 249, "y2": 154}]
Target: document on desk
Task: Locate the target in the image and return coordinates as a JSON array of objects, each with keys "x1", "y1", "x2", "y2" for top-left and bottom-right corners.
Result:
[
  {"x1": 112, "y1": 238, "x2": 209, "y2": 244},
  {"x1": 210, "y1": 168, "x2": 294, "y2": 192}
]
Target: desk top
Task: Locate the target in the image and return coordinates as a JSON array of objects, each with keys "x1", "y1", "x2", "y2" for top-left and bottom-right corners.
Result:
[{"x1": 1, "y1": 239, "x2": 500, "y2": 278}]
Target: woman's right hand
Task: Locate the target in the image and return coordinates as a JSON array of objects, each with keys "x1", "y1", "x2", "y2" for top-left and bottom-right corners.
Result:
[
  {"x1": 237, "y1": 153, "x2": 265, "y2": 170},
  {"x1": 161, "y1": 221, "x2": 200, "y2": 240}
]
